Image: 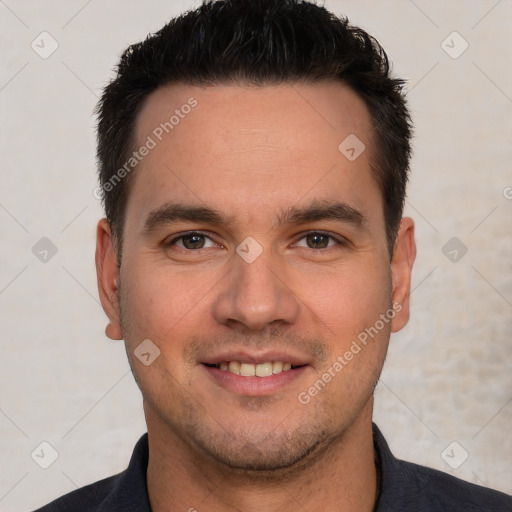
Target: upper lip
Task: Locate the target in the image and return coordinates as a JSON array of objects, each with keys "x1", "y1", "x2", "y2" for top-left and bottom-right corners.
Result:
[{"x1": 201, "y1": 349, "x2": 310, "y2": 366}]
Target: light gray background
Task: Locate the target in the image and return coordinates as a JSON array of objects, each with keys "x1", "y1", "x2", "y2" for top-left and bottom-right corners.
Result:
[{"x1": 1, "y1": 1, "x2": 511, "y2": 510}]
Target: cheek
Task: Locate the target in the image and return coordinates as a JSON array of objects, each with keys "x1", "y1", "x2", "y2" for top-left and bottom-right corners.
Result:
[
  {"x1": 297, "y1": 257, "x2": 392, "y2": 393},
  {"x1": 118, "y1": 262, "x2": 227, "y2": 389},
  {"x1": 118, "y1": 270, "x2": 200, "y2": 400},
  {"x1": 120, "y1": 262, "x2": 213, "y2": 336},
  {"x1": 311, "y1": 273, "x2": 392, "y2": 401},
  {"x1": 296, "y1": 258, "x2": 391, "y2": 333}
]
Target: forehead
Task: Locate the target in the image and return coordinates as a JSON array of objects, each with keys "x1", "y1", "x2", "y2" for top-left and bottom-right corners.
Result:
[
  {"x1": 126, "y1": 81, "x2": 380, "y2": 230},
  {"x1": 135, "y1": 81, "x2": 372, "y2": 156}
]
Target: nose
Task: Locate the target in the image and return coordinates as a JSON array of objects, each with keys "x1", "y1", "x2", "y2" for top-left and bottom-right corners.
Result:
[{"x1": 211, "y1": 249, "x2": 301, "y2": 332}]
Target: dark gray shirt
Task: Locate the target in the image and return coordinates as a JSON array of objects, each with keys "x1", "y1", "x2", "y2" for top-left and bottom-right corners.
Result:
[{"x1": 34, "y1": 424, "x2": 512, "y2": 511}]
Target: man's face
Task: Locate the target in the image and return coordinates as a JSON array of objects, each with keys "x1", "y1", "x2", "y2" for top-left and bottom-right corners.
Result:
[{"x1": 97, "y1": 82, "x2": 414, "y2": 471}]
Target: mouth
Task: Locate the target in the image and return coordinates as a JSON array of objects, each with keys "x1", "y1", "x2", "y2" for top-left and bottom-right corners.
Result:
[
  {"x1": 203, "y1": 361, "x2": 304, "y2": 377},
  {"x1": 200, "y1": 352, "x2": 311, "y2": 396}
]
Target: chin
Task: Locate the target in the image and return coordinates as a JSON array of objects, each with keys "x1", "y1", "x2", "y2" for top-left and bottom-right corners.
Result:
[
  {"x1": 187, "y1": 419, "x2": 339, "y2": 478},
  {"x1": 145, "y1": 381, "x2": 358, "y2": 477}
]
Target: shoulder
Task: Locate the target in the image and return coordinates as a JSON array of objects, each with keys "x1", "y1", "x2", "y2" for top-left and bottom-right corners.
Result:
[
  {"x1": 32, "y1": 473, "x2": 121, "y2": 512},
  {"x1": 396, "y1": 458, "x2": 512, "y2": 511},
  {"x1": 373, "y1": 424, "x2": 512, "y2": 512},
  {"x1": 31, "y1": 433, "x2": 151, "y2": 512}
]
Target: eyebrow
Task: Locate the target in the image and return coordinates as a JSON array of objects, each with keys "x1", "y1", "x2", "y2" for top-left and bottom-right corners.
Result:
[
  {"x1": 276, "y1": 200, "x2": 368, "y2": 229},
  {"x1": 143, "y1": 204, "x2": 231, "y2": 235},
  {"x1": 142, "y1": 200, "x2": 369, "y2": 234}
]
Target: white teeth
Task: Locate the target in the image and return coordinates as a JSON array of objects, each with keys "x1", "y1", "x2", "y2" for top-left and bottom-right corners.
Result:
[
  {"x1": 272, "y1": 361, "x2": 283, "y2": 374},
  {"x1": 256, "y1": 362, "x2": 273, "y2": 377},
  {"x1": 240, "y1": 363, "x2": 256, "y2": 376},
  {"x1": 228, "y1": 361, "x2": 241, "y2": 375},
  {"x1": 216, "y1": 361, "x2": 295, "y2": 377}
]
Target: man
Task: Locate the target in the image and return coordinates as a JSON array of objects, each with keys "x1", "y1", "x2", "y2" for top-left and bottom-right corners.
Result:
[{"x1": 34, "y1": 0, "x2": 511, "y2": 510}]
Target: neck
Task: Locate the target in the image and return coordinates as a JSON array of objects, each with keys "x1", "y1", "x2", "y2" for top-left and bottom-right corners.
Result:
[{"x1": 146, "y1": 404, "x2": 378, "y2": 512}]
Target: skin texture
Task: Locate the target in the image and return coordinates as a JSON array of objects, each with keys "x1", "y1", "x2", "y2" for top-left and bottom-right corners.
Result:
[{"x1": 96, "y1": 81, "x2": 416, "y2": 512}]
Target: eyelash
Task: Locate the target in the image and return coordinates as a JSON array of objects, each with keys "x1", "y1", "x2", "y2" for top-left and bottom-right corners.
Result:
[{"x1": 165, "y1": 231, "x2": 347, "y2": 251}]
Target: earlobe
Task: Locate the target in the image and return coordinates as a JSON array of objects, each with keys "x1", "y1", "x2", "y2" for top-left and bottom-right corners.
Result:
[
  {"x1": 105, "y1": 321, "x2": 123, "y2": 340},
  {"x1": 390, "y1": 217, "x2": 416, "y2": 333},
  {"x1": 95, "y1": 219, "x2": 123, "y2": 340}
]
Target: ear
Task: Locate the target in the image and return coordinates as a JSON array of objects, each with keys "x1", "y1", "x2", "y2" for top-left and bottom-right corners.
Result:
[
  {"x1": 390, "y1": 217, "x2": 416, "y2": 333},
  {"x1": 95, "y1": 218, "x2": 123, "y2": 340}
]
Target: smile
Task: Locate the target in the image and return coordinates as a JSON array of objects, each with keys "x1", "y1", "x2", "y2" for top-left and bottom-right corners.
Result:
[{"x1": 205, "y1": 361, "x2": 300, "y2": 377}]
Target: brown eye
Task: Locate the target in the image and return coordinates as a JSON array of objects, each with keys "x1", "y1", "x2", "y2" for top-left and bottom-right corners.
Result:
[
  {"x1": 295, "y1": 232, "x2": 342, "y2": 249},
  {"x1": 182, "y1": 234, "x2": 206, "y2": 249},
  {"x1": 305, "y1": 233, "x2": 330, "y2": 249},
  {"x1": 167, "y1": 232, "x2": 216, "y2": 250}
]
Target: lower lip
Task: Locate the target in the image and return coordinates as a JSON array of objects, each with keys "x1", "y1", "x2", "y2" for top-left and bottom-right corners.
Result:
[{"x1": 202, "y1": 364, "x2": 309, "y2": 396}]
